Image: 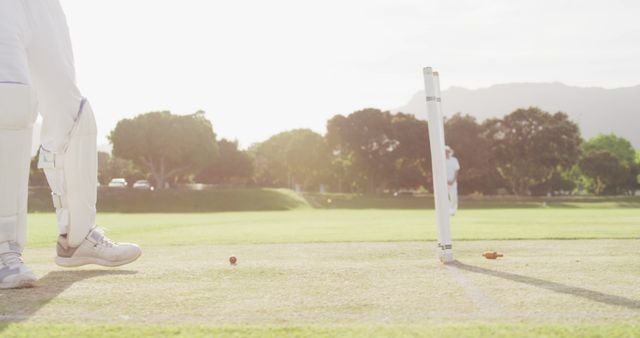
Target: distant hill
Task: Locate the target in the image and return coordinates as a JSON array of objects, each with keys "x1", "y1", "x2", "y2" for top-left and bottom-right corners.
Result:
[{"x1": 394, "y1": 83, "x2": 640, "y2": 148}]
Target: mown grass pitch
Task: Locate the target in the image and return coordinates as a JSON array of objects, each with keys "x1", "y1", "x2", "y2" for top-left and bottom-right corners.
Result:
[{"x1": 2, "y1": 207, "x2": 640, "y2": 337}]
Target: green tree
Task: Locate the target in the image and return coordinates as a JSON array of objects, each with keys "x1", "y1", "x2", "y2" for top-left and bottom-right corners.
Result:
[
  {"x1": 636, "y1": 150, "x2": 640, "y2": 186},
  {"x1": 530, "y1": 170, "x2": 577, "y2": 196},
  {"x1": 97, "y1": 151, "x2": 111, "y2": 185},
  {"x1": 580, "y1": 134, "x2": 638, "y2": 194},
  {"x1": 582, "y1": 134, "x2": 635, "y2": 166},
  {"x1": 109, "y1": 111, "x2": 217, "y2": 189},
  {"x1": 445, "y1": 113, "x2": 502, "y2": 195},
  {"x1": 579, "y1": 151, "x2": 628, "y2": 195},
  {"x1": 98, "y1": 151, "x2": 144, "y2": 187},
  {"x1": 29, "y1": 150, "x2": 48, "y2": 187},
  {"x1": 389, "y1": 113, "x2": 431, "y2": 190},
  {"x1": 251, "y1": 129, "x2": 331, "y2": 191},
  {"x1": 326, "y1": 109, "x2": 398, "y2": 193},
  {"x1": 482, "y1": 107, "x2": 581, "y2": 195},
  {"x1": 197, "y1": 139, "x2": 253, "y2": 186}
]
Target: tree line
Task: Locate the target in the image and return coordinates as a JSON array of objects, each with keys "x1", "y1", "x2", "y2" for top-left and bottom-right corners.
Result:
[{"x1": 34, "y1": 107, "x2": 637, "y2": 196}]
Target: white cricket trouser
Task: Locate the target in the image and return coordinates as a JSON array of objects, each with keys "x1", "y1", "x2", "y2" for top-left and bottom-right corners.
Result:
[
  {"x1": 448, "y1": 182, "x2": 458, "y2": 215},
  {"x1": 0, "y1": 0, "x2": 97, "y2": 253}
]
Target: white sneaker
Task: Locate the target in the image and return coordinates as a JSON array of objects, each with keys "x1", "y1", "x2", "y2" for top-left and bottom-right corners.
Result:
[
  {"x1": 55, "y1": 227, "x2": 142, "y2": 268},
  {"x1": 0, "y1": 249, "x2": 37, "y2": 289}
]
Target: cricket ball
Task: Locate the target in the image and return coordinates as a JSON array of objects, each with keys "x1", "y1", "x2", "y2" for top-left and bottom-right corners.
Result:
[
  {"x1": 482, "y1": 251, "x2": 504, "y2": 260},
  {"x1": 229, "y1": 256, "x2": 237, "y2": 265}
]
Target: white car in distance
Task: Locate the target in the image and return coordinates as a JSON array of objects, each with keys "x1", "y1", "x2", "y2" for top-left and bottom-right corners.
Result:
[
  {"x1": 133, "y1": 180, "x2": 154, "y2": 191},
  {"x1": 108, "y1": 178, "x2": 127, "y2": 188}
]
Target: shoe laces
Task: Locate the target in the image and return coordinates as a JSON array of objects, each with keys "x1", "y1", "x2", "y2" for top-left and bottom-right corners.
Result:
[
  {"x1": 0, "y1": 252, "x2": 24, "y2": 267},
  {"x1": 92, "y1": 228, "x2": 117, "y2": 248}
]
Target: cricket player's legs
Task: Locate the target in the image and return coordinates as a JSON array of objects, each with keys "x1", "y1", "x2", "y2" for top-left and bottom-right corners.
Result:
[
  {"x1": 448, "y1": 182, "x2": 458, "y2": 215},
  {"x1": 27, "y1": 0, "x2": 141, "y2": 267},
  {"x1": 25, "y1": 0, "x2": 97, "y2": 248},
  {"x1": 0, "y1": 0, "x2": 38, "y2": 288},
  {"x1": 0, "y1": 0, "x2": 38, "y2": 252}
]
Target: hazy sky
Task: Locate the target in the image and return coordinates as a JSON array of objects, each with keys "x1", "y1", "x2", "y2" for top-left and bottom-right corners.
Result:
[{"x1": 60, "y1": 0, "x2": 640, "y2": 148}]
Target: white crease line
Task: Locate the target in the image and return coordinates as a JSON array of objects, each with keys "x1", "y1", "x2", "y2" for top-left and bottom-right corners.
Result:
[{"x1": 445, "y1": 264, "x2": 504, "y2": 318}]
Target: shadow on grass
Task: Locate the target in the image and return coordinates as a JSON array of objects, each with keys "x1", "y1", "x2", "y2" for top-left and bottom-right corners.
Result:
[
  {"x1": 0, "y1": 270, "x2": 137, "y2": 332},
  {"x1": 450, "y1": 261, "x2": 640, "y2": 310}
]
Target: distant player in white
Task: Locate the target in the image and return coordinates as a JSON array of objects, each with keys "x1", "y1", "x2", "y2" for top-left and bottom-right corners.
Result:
[
  {"x1": 445, "y1": 146, "x2": 460, "y2": 216},
  {"x1": 1, "y1": 0, "x2": 141, "y2": 289}
]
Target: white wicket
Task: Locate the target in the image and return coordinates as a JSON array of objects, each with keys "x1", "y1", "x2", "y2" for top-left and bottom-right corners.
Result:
[{"x1": 423, "y1": 67, "x2": 454, "y2": 263}]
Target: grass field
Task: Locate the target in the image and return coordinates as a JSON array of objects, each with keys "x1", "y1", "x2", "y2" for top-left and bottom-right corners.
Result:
[
  {"x1": 2, "y1": 200, "x2": 640, "y2": 337},
  {"x1": 23, "y1": 208, "x2": 640, "y2": 247}
]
